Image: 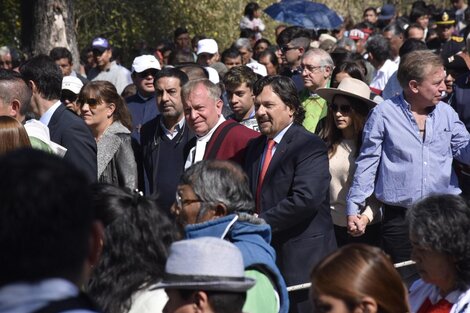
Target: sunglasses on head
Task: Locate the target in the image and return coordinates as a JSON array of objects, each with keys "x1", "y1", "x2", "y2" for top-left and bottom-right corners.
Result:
[
  {"x1": 330, "y1": 103, "x2": 352, "y2": 113},
  {"x1": 137, "y1": 69, "x2": 158, "y2": 78},
  {"x1": 78, "y1": 98, "x2": 99, "y2": 107}
]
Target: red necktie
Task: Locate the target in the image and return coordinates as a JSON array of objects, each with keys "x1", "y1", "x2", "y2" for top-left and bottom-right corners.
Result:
[
  {"x1": 417, "y1": 298, "x2": 453, "y2": 313},
  {"x1": 256, "y1": 139, "x2": 275, "y2": 213}
]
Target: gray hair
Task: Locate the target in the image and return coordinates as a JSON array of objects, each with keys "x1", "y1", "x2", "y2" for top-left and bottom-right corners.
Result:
[
  {"x1": 233, "y1": 38, "x2": 252, "y2": 52},
  {"x1": 0, "y1": 71, "x2": 32, "y2": 116},
  {"x1": 0, "y1": 46, "x2": 10, "y2": 57},
  {"x1": 408, "y1": 194, "x2": 470, "y2": 290},
  {"x1": 397, "y1": 50, "x2": 442, "y2": 88},
  {"x1": 302, "y1": 48, "x2": 334, "y2": 72},
  {"x1": 181, "y1": 78, "x2": 221, "y2": 103},
  {"x1": 181, "y1": 160, "x2": 255, "y2": 214}
]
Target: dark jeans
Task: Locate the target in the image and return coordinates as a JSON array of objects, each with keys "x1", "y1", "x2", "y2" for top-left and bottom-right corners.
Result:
[
  {"x1": 382, "y1": 204, "x2": 419, "y2": 287},
  {"x1": 334, "y1": 223, "x2": 381, "y2": 247}
]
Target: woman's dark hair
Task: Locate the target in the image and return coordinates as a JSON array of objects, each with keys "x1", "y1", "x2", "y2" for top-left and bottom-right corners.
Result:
[
  {"x1": 253, "y1": 75, "x2": 305, "y2": 124},
  {"x1": 408, "y1": 194, "x2": 470, "y2": 291},
  {"x1": 311, "y1": 244, "x2": 410, "y2": 313},
  {"x1": 79, "y1": 81, "x2": 132, "y2": 131},
  {"x1": 87, "y1": 184, "x2": 181, "y2": 313},
  {"x1": 244, "y1": 2, "x2": 260, "y2": 20},
  {"x1": 321, "y1": 94, "x2": 369, "y2": 157},
  {"x1": 330, "y1": 61, "x2": 366, "y2": 88}
]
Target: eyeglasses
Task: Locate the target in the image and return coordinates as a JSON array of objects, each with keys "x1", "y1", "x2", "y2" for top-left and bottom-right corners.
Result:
[
  {"x1": 78, "y1": 98, "x2": 99, "y2": 108},
  {"x1": 301, "y1": 64, "x2": 324, "y2": 73},
  {"x1": 136, "y1": 69, "x2": 158, "y2": 79},
  {"x1": 175, "y1": 192, "x2": 204, "y2": 209},
  {"x1": 60, "y1": 91, "x2": 78, "y2": 103},
  {"x1": 280, "y1": 45, "x2": 298, "y2": 53},
  {"x1": 330, "y1": 103, "x2": 352, "y2": 114}
]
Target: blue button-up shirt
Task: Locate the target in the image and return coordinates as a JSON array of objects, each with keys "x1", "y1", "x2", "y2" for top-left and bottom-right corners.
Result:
[{"x1": 347, "y1": 94, "x2": 470, "y2": 214}]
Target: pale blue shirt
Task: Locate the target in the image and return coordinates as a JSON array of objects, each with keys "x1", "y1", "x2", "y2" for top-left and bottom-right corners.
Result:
[
  {"x1": 347, "y1": 94, "x2": 470, "y2": 214},
  {"x1": 260, "y1": 122, "x2": 293, "y2": 164},
  {"x1": 39, "y1": 101, "x2": 62, "y2": 126}
]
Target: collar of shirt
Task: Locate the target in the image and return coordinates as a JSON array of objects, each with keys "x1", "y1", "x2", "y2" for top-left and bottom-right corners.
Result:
[
  {"x1": 160, "y1": 116, "x2": 185, "y2": 139},
  {"x1": 197, "y1": 115, "x2": 226, "y2": 143},
  {"x1": 137, "y1": 92, "x2": 152, "y2": 102},
  {"x1": 39, "y1": 100, "x2": 62, "y2": 126},
  {"x1": 272, "y1": 122, "x2": 293, "y2": 145},
  {"x1": 399, "y1": 93, "x2": 437, "y2": 117},
  {"x1": 0, "y1": 278, "x2": 80, "y2": 313}
]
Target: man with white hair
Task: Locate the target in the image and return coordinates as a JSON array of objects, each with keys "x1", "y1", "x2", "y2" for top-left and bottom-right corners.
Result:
[{"x1": 299, "y1": 48, "x2": 334, "y2": 133}]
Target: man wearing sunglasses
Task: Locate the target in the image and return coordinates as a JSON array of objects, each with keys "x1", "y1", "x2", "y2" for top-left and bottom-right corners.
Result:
[
  {"x1": 87, "y1": 37, "x2": 132, "y2": 95},
  {"x1": 126, "y1": 55, "x2": 161, "y2": 142},
  {"x1": 61, "y1": 76, "x2": 83, "y2": 114}
]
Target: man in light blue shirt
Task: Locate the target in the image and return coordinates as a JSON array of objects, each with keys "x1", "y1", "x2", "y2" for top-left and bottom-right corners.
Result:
[{"x1": 347, "y1": 50, "x2": 470, "y2": 284}]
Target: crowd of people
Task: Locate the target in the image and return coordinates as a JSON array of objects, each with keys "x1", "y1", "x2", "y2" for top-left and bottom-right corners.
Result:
[{"x1": 2, "y1": 0, "x2": 470, "y2": 313}]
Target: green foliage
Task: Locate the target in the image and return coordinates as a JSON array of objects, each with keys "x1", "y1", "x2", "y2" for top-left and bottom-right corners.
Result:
[{"x1": 0, "y1": 0, "x2": 21, "y2": 47}]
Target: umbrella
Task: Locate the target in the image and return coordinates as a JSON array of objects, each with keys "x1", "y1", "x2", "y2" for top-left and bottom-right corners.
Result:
[{"x1": 264, "y1": 0, "x2": 343, "y2": 30}]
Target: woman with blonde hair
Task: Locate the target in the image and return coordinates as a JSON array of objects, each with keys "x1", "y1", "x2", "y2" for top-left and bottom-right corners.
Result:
[
  {"x1": 0, "y1": 115, "x2": 31, "y2": 155},
  {"x1": 311, "y1": 244, "x2": 410, "y2": 313},
  {"x1": 79, "y1": 81, "x2": 137, "y2": 189}
]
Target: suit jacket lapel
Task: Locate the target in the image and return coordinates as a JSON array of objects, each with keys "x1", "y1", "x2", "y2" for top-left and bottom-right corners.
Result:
[
  {"x1": 263, "y1": 124, "x2": 297, "y2": 184},
  {"x1": 251, "y1": 136, "x2": 266, "y2": 192}
]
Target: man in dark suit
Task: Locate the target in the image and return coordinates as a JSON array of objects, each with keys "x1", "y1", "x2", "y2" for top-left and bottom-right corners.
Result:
[
  {"x1": 20, "y1": 55, "x2": 97, "y2": 182},
  {"x1": 244, "y1": 75, "x2": 336, "y2": 313}
]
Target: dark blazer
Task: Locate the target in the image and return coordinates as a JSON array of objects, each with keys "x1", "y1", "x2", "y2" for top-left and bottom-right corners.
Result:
[
  {"x1": 244, "y1": 123, "x2": 336, "y2": 286},
  {"x1": 48, "y1": 104, "x2": 97, "y2": 182}
]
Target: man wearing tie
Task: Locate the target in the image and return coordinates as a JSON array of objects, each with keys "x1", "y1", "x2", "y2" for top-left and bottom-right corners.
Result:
[{"x1": 244, "y1": 75, "x2": 336, "y2": 313}]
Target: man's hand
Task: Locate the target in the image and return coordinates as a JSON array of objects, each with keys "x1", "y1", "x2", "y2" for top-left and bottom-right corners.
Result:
[{"x1": 347, "y1": 214, "x2": 370, "y2": 237}]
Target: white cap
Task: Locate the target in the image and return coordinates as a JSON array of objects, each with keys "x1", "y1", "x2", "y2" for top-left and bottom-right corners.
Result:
[
  {"x1": 205, "y1": 67, "x2": 220, "y2": 84},
  {"x1": 246, "y1": 62, "x2": 267, "y2": 77},
  {"x1": 62, "y1": 76, "x2": 83, "y2": 94},
  {"x1": 197, "y1": 39, "x2": 218, "y2": 55},
  {"x1": 131, "y1": 55, "x2": 161, "y2": 73}
]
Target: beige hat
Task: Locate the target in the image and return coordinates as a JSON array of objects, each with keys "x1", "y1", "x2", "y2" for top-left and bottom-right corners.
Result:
[{"x1": 316, "y1": 77, "x2": 376, "y2": 109}]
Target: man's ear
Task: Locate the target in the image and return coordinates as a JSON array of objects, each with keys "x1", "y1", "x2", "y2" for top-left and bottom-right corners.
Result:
[
  {"x1": 194, "y1": 291, "x2": 211, "y2": 312},
  {"x1": 28, "y1": 80, "x2": 38, "y2": 94},
  {"x1": 10, "y1": 99, "x2": 21, "y2": 118},
  {"x1": 88, "y1": 220, "x2": 105, "y2": 268},
  {"x1": 213, "y1": 203, "x2": 228, "y2": 218},
  {"x1": 408, "y1": 80, "x2": 419, "y2": 94}
]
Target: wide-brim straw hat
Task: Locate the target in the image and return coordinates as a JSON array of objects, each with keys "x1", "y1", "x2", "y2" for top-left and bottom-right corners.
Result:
[
  {"x1": 151, "y1": 237, "x2": 255, "y2": 292},
  {"x1": 316, "y1": 77, "x2": 377, "y2": 110}
]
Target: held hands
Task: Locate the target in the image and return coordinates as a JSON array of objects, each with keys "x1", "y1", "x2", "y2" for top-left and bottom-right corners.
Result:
[{"x1": 347, "y1": 214, "x2": 370, "y2": 237}]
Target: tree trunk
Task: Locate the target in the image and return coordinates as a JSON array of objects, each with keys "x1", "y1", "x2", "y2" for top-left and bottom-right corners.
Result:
[{"x1": 27, "y1": 0, "x2": 80, "y2": 71}]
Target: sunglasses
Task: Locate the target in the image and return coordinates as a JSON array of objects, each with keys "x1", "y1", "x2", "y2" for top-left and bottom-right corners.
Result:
[
  {"x1": 280, "y1": 45, "x2": 298, "y2": 53},
  {"x1": 60, "y1": 92, "x2": 78, "y2": 103},
  {"x1": 137, "y1": 69, "x2": 158, "y2": 79},
  {"x1": 92, "y1": 49, "x2": 106, "y2": 57},
  {"x1": 78, "y1": 98, "x2": 99, "y2": 108},
  {"x1": 330, "y1": 103, "x2": 352, "y2": 114}
]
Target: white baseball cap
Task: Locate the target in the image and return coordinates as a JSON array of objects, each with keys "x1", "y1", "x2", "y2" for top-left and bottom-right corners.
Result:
[
  {"x1": 197, "y1": 39, "x2": 218, "y2": 55},
  {"x1": 246, "y1": 62, "x2": 267, "y2": 77},
  {"x1": 131, "y1": 55, "x2": 161, "y2": 73},
  {"x1": 62, "y1": 76, "x2": 83, "y2": 94}
]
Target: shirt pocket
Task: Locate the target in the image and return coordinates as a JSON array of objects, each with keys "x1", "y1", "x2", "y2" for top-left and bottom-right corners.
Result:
[{"x1": 434, "y1": 129, "x2": 452, "y2": 157}]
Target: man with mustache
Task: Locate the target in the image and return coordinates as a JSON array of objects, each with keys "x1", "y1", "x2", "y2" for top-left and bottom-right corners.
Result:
[
  {"x1": 244, "y1": 75, "x2": 336, "y2": 313},
  {"x1": 140, "y1": 68, "x2": 194, "y2": 212}
]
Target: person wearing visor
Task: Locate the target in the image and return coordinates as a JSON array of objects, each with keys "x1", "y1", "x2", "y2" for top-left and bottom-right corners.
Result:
[{"x1": 61, "y1": 76, "x2": 83, "y2": 114}]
